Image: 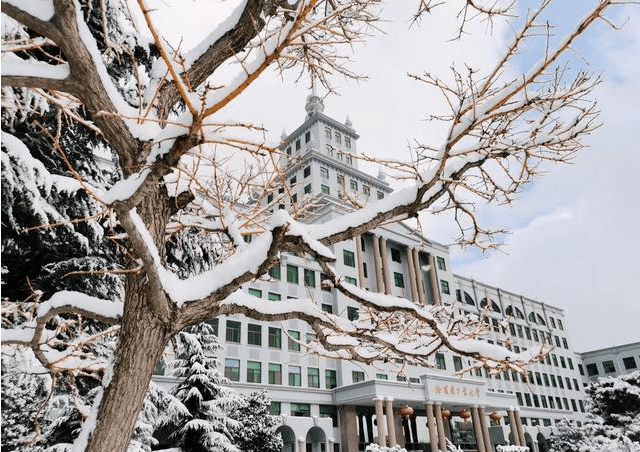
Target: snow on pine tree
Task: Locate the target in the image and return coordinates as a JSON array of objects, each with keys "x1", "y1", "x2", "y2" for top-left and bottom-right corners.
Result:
[
  {"x1": 1, "y1": 1, "x2": 630, "y2": 451},
  {"x1": 548, "y1": 370, "x2": 640, "y2": 452},
  {"x1": 160, "y1": 323, "x2": 242, "y2": 452},
  {"x1": 228, "y1": 390, "x2": 283, "y2": 452}
]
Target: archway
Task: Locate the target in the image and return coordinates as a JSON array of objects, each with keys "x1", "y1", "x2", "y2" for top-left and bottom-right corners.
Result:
[
  {"x1": 524, "y1": 432, "x2": 534, "y2": 452},
  {"x1": 537, "y1": 432, "x2": 550, "y2": 452},
  {"x1": 306, "y1": 426, "x2": 327, "y2": 452},
  {"x1": 276, "y1": 425, "x2": 296, "y2": 452}
]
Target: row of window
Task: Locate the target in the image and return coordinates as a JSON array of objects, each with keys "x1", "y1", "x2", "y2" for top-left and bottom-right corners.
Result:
[
  {"x1": 584, "y1": 356, "x2": 638, "y2": 376},
  {"x1": 268, "y1": 402, "x2": 338, "y2": 427},
  {"x1": 223, "y1": 358, "x2": 338, "y2": 389},
  {"x1": 324, "y1": 125, "x2": 352, "y2": 149},
  {"x1": 222, "y1": 321, "x2": 309, "y2": 350},
  {"x1": 516, "y1": 391, "x2": 585, "y2": 413}
]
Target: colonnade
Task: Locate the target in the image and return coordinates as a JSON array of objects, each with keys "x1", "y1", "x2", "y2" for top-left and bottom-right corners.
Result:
[{"x1": 358, "y1": 234, "x2": 437, "y2": 304}]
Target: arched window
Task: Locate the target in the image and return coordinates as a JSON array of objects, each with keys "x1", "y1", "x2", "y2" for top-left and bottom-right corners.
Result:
[
  {"x1": 464, "y1": 292, "x2": 475, "y2": 306},
  {"x1": 490, "y1": 300, "x2": 501, "y2": 314},
  {"x1": 536, "y1": 314, "x2": 546, "y2": 325},
  {"x1": 514, "y1": 307, "x2": 524, "y2": 319},
  {"x1": 529, "y1": 312, "x2": 537, "y2": 323}
]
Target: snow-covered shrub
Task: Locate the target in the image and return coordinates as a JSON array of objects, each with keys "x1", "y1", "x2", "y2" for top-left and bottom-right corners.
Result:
[
  {"x1": 365, "y1": 445, "x2": 408, "y2": 452},
  {"x1": 496, "y1": 446, "x2": 529, "y2": 452}
]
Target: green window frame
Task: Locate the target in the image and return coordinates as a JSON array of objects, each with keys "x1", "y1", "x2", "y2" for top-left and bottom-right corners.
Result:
[
  {"x1": 321, "y1": 184, "x2": 330, "y2": 194},
  {"x1": 268, "y1": 363, "x2": 282, "y2": 385},
  {"x1": 246, "y1": 361, "x2": 261, "y2": 383},
  {"x1": 325, "y1": 369, "x2": 337, "y2": 389},
  {"x1": 308, "y1": 367, "x2": 320, "y2": 388},
  {"x1": 225, "y1": 320, "x2": 241, "y2": 343},
  {"x1": 304, "y1": 184, "x2": 312, "y2": 194},
  {"x1": 322, "y1": 303, "x2": 333, "y2": 313},
  {"x1": 319, "y1": 404, "x2": 338, "y2": 427},
  {"x1": 352, "y1": 371, "x2": 365, "y2": 383},
  {"x1": 269, "y1": 401, "x2": 281, "y2": 415},
  {"x1": 376, "y1": 373, "x2": 388, "y2": 380},
  {"x1": 286, "y1": 264, "x2": 299, "y2": 284},
  {"x1": 288, "y1": 365, "x2": 301, "y2": 386},
  {"x1": 343, "y1": 250, "x2": 355, "y2": 267},
  {"x1": 440, "y1": 280, "x2": 450, "y2": 294},
  {"x1": 288, "y1": 330, "x2": 301, "y2": 351},
  {"x1": 268, "y1": 264, "x2": 281, "y2": 280},
  {"x1": 393, "y1": 272, "x2": 404, "y2": 288},
  {"x1": 268, "y1": 292, "x2": 281, "y2": 301},
  {"x1": 304, "y1": 269, "x2": 316, "y2": 287},
  {"x1": 435, "y1": 353, "x2": 446, "y2": 370},
  {"x1": 436, "y1": 256, "x2": 446, "y2": 271},
  {"x1": 290, "y1": 402, "x2": 310, "y2": 417},
  {"x1": 345, "y1": 276, "x2": 357, "y2": 285},
  {"x1": 247, "y1": 324, "x2": 261, "y2": 346},
  {"x1": 268, "y1": 327, "x2": 281, "y2": 349},
  {"x1": 224, "y1": 358, "x2": 240, "y2": 381},
  {"x1": 248, "y1": 288, "x2": 262, "y2": 298},
  {"x1": 347, "y1": 306, "x2": 359, "y2": 321}
]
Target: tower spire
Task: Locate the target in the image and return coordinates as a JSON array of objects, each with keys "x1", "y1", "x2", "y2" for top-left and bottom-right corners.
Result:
[{"x1": 305, "y1": 82, "x2": 324, "y2": 117}]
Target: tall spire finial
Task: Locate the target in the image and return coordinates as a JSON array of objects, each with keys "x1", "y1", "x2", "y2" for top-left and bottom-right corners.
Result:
[{"x1": 305, "y1": 82, "x2": 324, "y2": 116}]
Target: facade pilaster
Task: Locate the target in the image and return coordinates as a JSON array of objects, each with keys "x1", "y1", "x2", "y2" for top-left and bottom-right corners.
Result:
[
  {"x1": 428, "y1": 254, "x2": 440, "y2": 303},
  {"x1": 412, "y1": 248, "x2": 427, "y2": 304},
  {"x1": 385, "y1": 398, "x2": 396, "y2": 446},
  {"x1": 372, "y1": 235, "x2": 385, "y2": 293},
  {"x1": 514, "y1": 408, "x2": 526, "y2": 447},
  {"x1": 507, "y1": 409, "x2": 520, "y2": 446},
  {"x1": 426, "y1": 402, "x2": 438, "y2": 452},
  {"x1": 471, "y1": 406, "x2": 486, "y2": 452},
  {"x1": 374, "y1": 398, "x2": 386, "y2": 446},
  {"x1": 298, "y1": 437, "x2": 305, "y2": 452}
]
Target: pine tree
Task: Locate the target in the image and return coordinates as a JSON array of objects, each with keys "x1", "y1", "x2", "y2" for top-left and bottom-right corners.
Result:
[
  {"x1": 229, "y1": 390, "x2": 283, "y2": 452},
  {"x1": 161, "y1": 323, "x2": 241, "y2": 452}
]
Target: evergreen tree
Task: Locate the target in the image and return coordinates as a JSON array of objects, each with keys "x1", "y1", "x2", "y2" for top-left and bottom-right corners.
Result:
[
  {"x1": 161, "y1": 323, "x2": 242, "y2": 452},
  {"x1": 229, "y1": 390, "x2": 283, "y2": 452}
]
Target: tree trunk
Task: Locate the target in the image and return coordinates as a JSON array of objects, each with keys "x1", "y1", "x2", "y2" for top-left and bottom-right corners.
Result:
[{"x1": 86, "y1": 185, "x2": 174, "y2": 452}]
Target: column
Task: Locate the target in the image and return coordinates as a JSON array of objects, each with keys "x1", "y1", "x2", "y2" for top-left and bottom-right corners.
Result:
[
  {"x1": 478, "y1": 406, "x2": 492, "y2": 452},
  {"x1": 428, "y1": 254, "x2": 440, "y2": 304},
  {"x1": 358, "y1": 413, "x2": 365, "y2": 443},
  {"x1": 507, "y1": 409, "x2": 520, "y2": 446},
  {"x1": 374, "y1": 398, "x2": 386, "y2": 446},
  {"x1": 410, "y1": 415, "x2": 419, "y2": 444},
  {"x1": 471, "y1": 406, "x2": 486, "y2": 452},
  {"x1": 355, "y1": 236, "x2": 366, "y2": 289},
  {"x1": 514, "y1": 409, "x2": 526, "y2": 448},
  {"x1": 372, "y1": 235, "x2": 385, "y2": 293},
  {"x1": 298, "y1": 437, "x2": 305, "y2": 452},
  {"x1": 412, "y1": 249, "x2": 427, "y2": 304},
  {"x1": 366, "y1": 413, "x2": 374, "y2": 444},
  {"x1": 385, "y1": 398, "x2": 396, "y2": 446},
  {"x1": 434, "y1": 403, "x2": 447, "y2": 452},
  {"x1": 425, "y1": 403, "x2": 438, "y2": 452},
  {"x1": 379, "y1": 238, "x2": 392, "y2": 295},
  {"x1": 406, "y1": 247, "x2": 418, "y2": 302},
  {"x1": 339, "y1": 405, "x2": 359, "y2": 452}
]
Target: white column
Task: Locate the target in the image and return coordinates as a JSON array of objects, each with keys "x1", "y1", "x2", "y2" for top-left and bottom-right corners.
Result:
[{"x1": 385, "y1": 398, "x2": 397, "y2": 446}]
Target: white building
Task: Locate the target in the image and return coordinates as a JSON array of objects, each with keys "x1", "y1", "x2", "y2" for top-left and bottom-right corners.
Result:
[
  {"x1": 577, "y1": 342, "x2": 640, "y2": 383},
  {"x1": 154, "y1": 94, "x2": 589, "y2": 452}
]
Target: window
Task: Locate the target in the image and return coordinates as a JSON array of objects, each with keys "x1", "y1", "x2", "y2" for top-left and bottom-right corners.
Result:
[
  {"x1": 268, "y1": 264, "x2": 281, "y2": 280},
  {"x1": 533, "y1": 329, "x2": 539, "y2": 341},
  {"x1": 543, "y1": 373, "x2": 550, "y2": 386},
  {"x1": 337, "y1": 151, "x2": 343, "y2": 160},
  {"x1": 244, "y1": 235, "x2": 251, "y2": 243},
  {"x1": 554, "y1": 335, "x2": 561, "y2": 347},
  {"x1": 516, "y1": 392, "x2": 523, "y2": 406},
  {"x1": 288, "y1": 365, "x2": 301, "y2": 386},
  {"x1": 308, "y1": 367, "x2": 320, "y2": 388},
  {"x1": 345, "y1": 276, "x2": 357, "y2": 285},
  {"x1": 436, "y1": 256, "x2": 446, "y2": 271},
  {"x1": 352, "y1": 371, "x2": 365, "y2": 383},
  {"x1": 558, "y1": 376, "x2": 564, "y2": 389},
  {"x1": 550, "y1": 317, "x2": 556, "y2": 328},
  {"x1": 288, "y1": 330, "x2": 301, "y2": 351},
  {"x1": 207, "y1": 319, "x2": 219, "y2": 337},
  {"x1": 578, "y1": 364, "x2": 585, "y2": 375},
  {"x1": 304, "y1": 184, "x2": 312, "y2": 194},
  {"x1": 248, "y1": 288, "x2": 262, "y2": 298},
  {"x1": 225, "y1": 320, "x2": 241, "y2": 343},
  {"x1": 350, "y1": 180, "x2": 358, "y2": 191},
  {"x1": 363, "y1": 185, "x2": 370, "y2": 195},
  {"x1": 335, "y1": 131, "x2": 341, "y2": 144},
  {"x1": 541, "y1": 395, "x2": 548, "y2": 409},
  {"x1": 247, "y1": 361, "x2": 261, "y2": 383},
  {"x1": 320, "y1": 273, "x2": 332, "y2": 291},
  {"x1": 568, "y1": 358, "x2": 574, "y2": 370},
  {"x1": 268, "y1": 292, "x2": 281, "y2": 301},
  {"x1": 325, "y1": 369, "x2": 337, "y2": 389},
  {"x1": 291, "y1": 402, "x2": 310, "y2": 417},
  {"x1": 377, "y1": 191, "x2": 384, "y2": 199},
  {"x1": 560, "y1": 356, "x2": 566, "y2": 368},
  {"x1": 320, "y1": 405, "x2": 339, "y2": 427},
  {"x1": 325, "y1": 126, "x2": 331, "y2": 138},
  {"x1": 303, "y1": 166, "x2": 311, "y2": 178},
  {"x1": 322, "y1": 303, "x2": 333, "y2": 313},
  {"x1": 440, "y1": 280, "x2": 450, "y2": 295},
  {"x1": 562, "y1": 337, "x2": 569, "y2": 349},
  {"x1": 524, "y1": 393, "x2": 532, "y2": 406},
  {"x1": 337, "y1": 174, "x2": 345, "y2": 185},
  {"x1": 247, "y1": 324, "x2": 262, "y2": 346},
  {"x1": 453, "y1": 356, "x2": 463, "y2": 372},
  {"x1": 304, "y1": 269, "x2": 316, "y2": 288},
  {"x1": 345, "y1": 136, "x2": 351, "y2": 148},
  {"x1": 224, "y1": 358, "x2": 240, "y2": 381},
  {"x1": 536, "y1": 372, "x2": 542, "y2": 385},
  {"x1": 286, "y1": 146, "x2": 291, "y2": 155},
  {"x1": 343, "y1": 250, "x2": 355, "y2": 267},
  {"x1": 623, "y1": 356, "x2": 638, "y2": 370},
  {"x1": 376, "y1": 373, "x2": 388, "y2": 380},
  {"x1": 269, "y1": 401, "x2": 281, "y2": 415},
  {"x1": 268, "y1": 363, "x2": 282, "y2": 384},
  {"x1": 347, "y1": 306, "x2": 359, "y2": 321},
  {"x1": 602, "y1": 360, "x2": 616, "y2": 373},
  {"x1": 320, "y1": 167, "x2": 329, "y2": 178},
  {"x1": 394, "y1": 272, "x2": 405, "y2": 288},
  {"x1": 295, "y1": 139, "x2": 301, "y2": 150},
  {"x1": 286, "y1": 264, "x2": 298, "y2": 284},
  {"x1": 579, "y1": 400, "x2": 585, "y2": 412},
  {"x1": 391, "y1": 248, "x2": 402, "y2": 263},
  {"x1": 326, "y1": 144, "x2": 333, "y2": 157},
  {"x1": 550, "y1": 375, "x2": 557, "y2": 387},
  {"x1": 290, "y1": 175, "x2": 297, "y2": 186},
  {"x1": 305, "y1": 131, "x2": 311, "y2": 143},
  {"x1": 362, "y1": 262, "x2": 368, "y2": 278},
  {"x1": 268, "y1": 327, "x2": 281, "y2": 349},
  {"x1": 435, "y1": 353, "x2": 446, "y2": 370},
  {"x1": 558, "y1": 319, "x2": 564, "y2": 330},
  {"x1": 525, "y1": 327, "x2": 531, "y2": 340},
  {"x1": 321, "y1": 184, "x2": 330, "y2": 194},
  {"x1": 552, "y1": 354, "x2": 559, "y2": 367},
  {"x1": 410, "y1": 377, "x2": 421, "y2": 383},
  {"x1": 573, "y1": 378, "x2": 580, "y2": 391}
]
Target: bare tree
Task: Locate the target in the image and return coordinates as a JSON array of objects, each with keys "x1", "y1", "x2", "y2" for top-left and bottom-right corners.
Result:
[{"x1": 0, "y1": 0, "x2": 628, "y2": 451}]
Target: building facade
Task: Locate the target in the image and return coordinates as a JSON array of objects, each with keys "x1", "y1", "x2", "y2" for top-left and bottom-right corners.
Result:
[
  {"x1": 154, "y1": 95, "x2": 590, "y2": 452},
  {"x1": 578, "y1": 342, "x2": 640, "y2": 383}
]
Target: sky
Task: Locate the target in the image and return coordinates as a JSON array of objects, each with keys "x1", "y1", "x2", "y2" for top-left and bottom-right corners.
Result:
[{"x1": 148, "y1": 0, "x2": 640, "y2": 353}]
